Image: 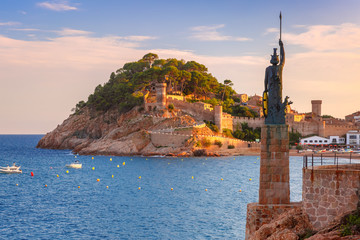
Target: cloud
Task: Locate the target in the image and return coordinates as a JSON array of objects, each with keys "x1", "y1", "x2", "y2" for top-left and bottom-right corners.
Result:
[
  {"x1": 56, "y1": 28, "x2": 92, "y2": 36},
  {"x1": 190, "y1": 24, "x2": 252, "y2": 42},
  {"x1": 12, "y1": 28, "x2": 41, "y2": 32},
  {"x1": 37, "y1": 1, "x2": 77, "y2": 11},
  {"x1": 117, "y1": 36, "x2": 158, "y2": 41},
  {"x1": 264, "y1": 28, "x2": 278, "y2": 35},
  {"x1": 285, "y1": 23, "x2": 360, "y2": 51},
  {"x1": 0, "y1": 22, "x2": 21, "y2": 26}
]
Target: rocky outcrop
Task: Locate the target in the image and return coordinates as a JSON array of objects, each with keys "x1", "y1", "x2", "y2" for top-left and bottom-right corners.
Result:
[
  {"x1": 37, "y1": 107, "x2": 197, "y2": 156},
  {"x1": 249, "y1": 208, "x2": 313, "y2": 240},
  {"x1": 250, "y1": 207, "x2": 360, "y2": 240}
]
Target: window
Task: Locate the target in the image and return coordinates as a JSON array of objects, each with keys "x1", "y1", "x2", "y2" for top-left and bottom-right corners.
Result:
[
  {"x1": 304, "y1": 140, "x2": 308, "y2": 143},
  {"x1": 315, "y1": 140, "x2": 318, "y2": 143},
  {"x1": 319, "y1": 140, "x2": 322, "y2": 143},
  {"x1": 309, "y1": 140, "x2": 313, "y2": 143},
  {"x1": 324, "y1": 140, "x2": 328, "y2": 143},
  {"x1": 332, "y1": 138, "x2": 337, "y2": 143},
  {"x1": 350, "y1": 135, "x2": 357, "y2": 139}
]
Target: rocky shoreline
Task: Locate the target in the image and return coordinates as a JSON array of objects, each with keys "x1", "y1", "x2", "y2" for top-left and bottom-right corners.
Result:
[{"x1": 37, "y1": 107, "x2": 260, "y2": 157}]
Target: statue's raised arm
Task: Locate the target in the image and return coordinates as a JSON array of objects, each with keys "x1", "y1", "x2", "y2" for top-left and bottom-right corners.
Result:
[{"x1": 279, "y1": 39, "x2": 285, "y2": 67}]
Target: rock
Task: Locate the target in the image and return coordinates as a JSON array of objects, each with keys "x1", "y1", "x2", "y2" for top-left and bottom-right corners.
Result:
[{"x1": 250, "y1": 208, "x2": 313, "y2": 240}]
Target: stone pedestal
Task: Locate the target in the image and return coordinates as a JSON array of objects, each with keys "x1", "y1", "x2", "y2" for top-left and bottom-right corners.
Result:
[
  {"x1": 259, "y1": 124, "x2": 290, "y2": 204},
  {"x1": 245, "y1": 124, "x2": 291, "y2": 239}
]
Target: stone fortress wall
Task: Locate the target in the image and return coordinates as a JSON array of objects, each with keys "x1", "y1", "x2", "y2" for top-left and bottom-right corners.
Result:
[{"x1": 302, "y1": 164, "x2": 360, "y2": 230}]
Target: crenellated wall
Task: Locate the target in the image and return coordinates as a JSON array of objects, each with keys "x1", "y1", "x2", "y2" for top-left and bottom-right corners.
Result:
[{"x1": 233, "y1": 117, "x2": 265, "y2": 129}]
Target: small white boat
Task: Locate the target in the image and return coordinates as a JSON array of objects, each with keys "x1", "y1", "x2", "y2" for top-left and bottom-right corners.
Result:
[
  {"x1": 0, "y1": 165, "x2": 20, "y2": 171},
  {"x1": 0, "y1": 166, "x2": 22, "y2": 174},
  {"x1": 65, "y1": 161, "x2": 82, "y2": 169}
]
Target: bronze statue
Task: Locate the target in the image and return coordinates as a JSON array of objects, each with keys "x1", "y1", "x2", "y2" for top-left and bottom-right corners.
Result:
[
  {"x1": 263, "y1": 13, "x2": 292, "y2": 124},
  {"x1": 263, "y1": 40, "x2": 291, "y2": 124}
]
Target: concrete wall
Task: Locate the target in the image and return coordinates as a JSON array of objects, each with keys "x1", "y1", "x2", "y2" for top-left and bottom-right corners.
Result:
[{"x1": 302, "y1": 164, "x2": 360, "y2": 230}]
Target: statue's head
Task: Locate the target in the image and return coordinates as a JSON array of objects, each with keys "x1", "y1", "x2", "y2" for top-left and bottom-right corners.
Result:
[{"x1": 270, "y1": 48, "x2": 279, "y2": 65}]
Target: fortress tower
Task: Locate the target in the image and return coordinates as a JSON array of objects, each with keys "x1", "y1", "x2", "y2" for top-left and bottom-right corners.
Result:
[
  {"x1": 311, "y1": 100, "x2": 322, "y2": 117},
  {"x1": 155, "y1": 83, "x2": 167, "y2": 109},
  {"x1": 214, "y1": 105, "x2": 223, "y2": 133}
]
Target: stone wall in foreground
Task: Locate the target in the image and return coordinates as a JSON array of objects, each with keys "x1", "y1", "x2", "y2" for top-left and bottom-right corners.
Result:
[{"x1": 302, "y1": 164, "x2": 360, "y2": 230}]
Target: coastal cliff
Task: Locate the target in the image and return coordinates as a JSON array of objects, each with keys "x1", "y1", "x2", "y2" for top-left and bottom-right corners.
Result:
[{"x1": 37, "y1": 107, "x2": 200, "y2": 156}]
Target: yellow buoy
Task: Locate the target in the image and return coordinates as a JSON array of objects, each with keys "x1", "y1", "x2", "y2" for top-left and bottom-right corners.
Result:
[
  {"x1": 171, "y1": 188, "x2": 173, "y2": 191},
  {"x1": 117, "y1": 165, "x2": 119, "y2": 168},
  {"x1": 75, "y1": 156, "x2": 77, "y2": 158},
  {"x1": 146, "y1": 158, "x2": 147, "y2": 160},
  {"x1": 16, "y1": 184, "x2": 18, "y2": 186},
  {"x1": 239, "y1": 189, "x2": 242, "y2": 192},
  {"x1": 92, "y1": 167, "x2": 95, "y2": 170},
  {"x1": 122, "y1": 162, "x2": 125, "y2": 166},
  {"x1": 45, "y1": 184, "x2": 48, "y2": 187},
  {"x1": 56, "y1": 174, "x2": 59, "y2": 178},
  {"x1": 249, "y1": 178, "x2": 252, "y2": 181},
  {"x1": 192, "y1": 176, "x2": 194, "y2": 179},
  {"x1": 112, "y1": 175, "x2": 114, "y2": 178},
  {"x1": 138, "y1": 187, "x2": 141, "y2": 190},
  {"x1": 221, "y1": 178, "x2": 223, "y2": 181},
  {"x1": 92, "y1": 157, "x2": 94, "y2": 160},
  {"x1": 138, "y1": 176, "x2": 141, "y2": 179},
  {"x1": 66, "y1": 170, "x2": 69, "y2": 174},
  {"x1": 78, "y1": 186, "x2": 80, "y2": 189},
  {"x1": 205, "y1": 189, "x2": 208, "y2": 191},
  {"x1": 97, "y1": 179, "x2": 100, "y2": 182},
  {"x1": 106, "y1": 186, "x2": 109, "y2": 189},
  {"x1": 110, "y1": 158, "x2": 112, "y2": 161}
]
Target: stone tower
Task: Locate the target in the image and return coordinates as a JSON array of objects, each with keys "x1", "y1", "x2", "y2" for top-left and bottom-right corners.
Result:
[
  {"x1": 155, "y1": 83, "x2": 167, "y2": 109},
  {"x1": 214, "y1": 105, "x2": 223, "y2": 133},
  {"x1": 311, "y1": 100, "x2": 322, "y2": 117}
]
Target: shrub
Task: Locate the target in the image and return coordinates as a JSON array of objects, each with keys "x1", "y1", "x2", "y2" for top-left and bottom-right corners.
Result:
[
  {"x1": 193, "y1": 149, "x2": 206, "y2": 156},
  {"x1": 201, "y1": 138, "x2": 211, "y2": 148},
  {"x1": 214, "y1": 140, "x2": 223, "y2": 148},
  {"x1": 228, "y1": 145, "x2": 235, "y2": 149},
  {"x1": 222, "y1": 128, "x2": 233, "y2": 138},
  {"x1": 168, "y1": 103, "x2": 174, "y2": 111}
]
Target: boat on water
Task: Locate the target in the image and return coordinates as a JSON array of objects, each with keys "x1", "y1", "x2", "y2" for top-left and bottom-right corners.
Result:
[
  {"x1": 0, "y1": 166, "x2": 22, "y2": 174},
  {"x1": 65, "y1": 160, "x2": 82, "y2": 169}
]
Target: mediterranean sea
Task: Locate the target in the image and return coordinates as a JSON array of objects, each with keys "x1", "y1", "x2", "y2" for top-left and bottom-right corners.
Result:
[{"x1": 0, "y1": 135, "x2": 303, "y2": 239}]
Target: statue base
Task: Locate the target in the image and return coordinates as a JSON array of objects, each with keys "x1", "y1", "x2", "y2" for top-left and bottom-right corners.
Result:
[{"x1": 245, "y1": 124, "x2": 291, "y2": 239}]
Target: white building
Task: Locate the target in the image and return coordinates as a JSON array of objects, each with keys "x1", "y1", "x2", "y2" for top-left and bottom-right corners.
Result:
[
  {"x1": 329, "y1": 136, "x2": 345, "y2": 144},
  {"x1": 300, "y1": 136, "x2": 330, "y2": 145},
  {"x1": 346, "y1": 130, "x2": 360, "y2": 146}
]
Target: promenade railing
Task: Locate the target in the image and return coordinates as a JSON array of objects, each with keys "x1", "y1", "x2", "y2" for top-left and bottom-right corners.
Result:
[{"x1": 303, "y1": 152, "x2": 360, "y2": 170}]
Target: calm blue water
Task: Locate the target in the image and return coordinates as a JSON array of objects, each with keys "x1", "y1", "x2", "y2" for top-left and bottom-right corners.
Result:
[{"x1": 0, "y1": 135, "x2": 303, "y2": 240}]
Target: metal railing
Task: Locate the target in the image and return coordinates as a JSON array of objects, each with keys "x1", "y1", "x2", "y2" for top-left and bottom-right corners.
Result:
[{"x1": 303, "y1": 152, "x2": 359, "y2": 169}]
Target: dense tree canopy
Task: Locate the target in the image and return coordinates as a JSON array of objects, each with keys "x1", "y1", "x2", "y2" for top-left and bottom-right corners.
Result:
[{"x1": 76, "y1": 53, "x2": 239, "y2": 113}]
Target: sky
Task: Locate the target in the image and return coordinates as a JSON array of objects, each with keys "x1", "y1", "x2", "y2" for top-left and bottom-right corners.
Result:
[{"x1": 0, "y1": 0, "x2": 360, "y2": 134}]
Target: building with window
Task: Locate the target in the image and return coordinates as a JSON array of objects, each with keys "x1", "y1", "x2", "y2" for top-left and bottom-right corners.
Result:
[
  {"x1": 346, "y1": 130, "x2": 360, "y2": 146},
  {"x1": 300, "y1": 136, "x2": 330, "y2": 145}
]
